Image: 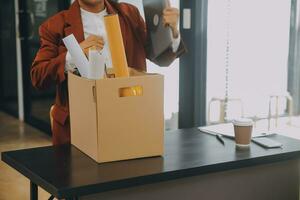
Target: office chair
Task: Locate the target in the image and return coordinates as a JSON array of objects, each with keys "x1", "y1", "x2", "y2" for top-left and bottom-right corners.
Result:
[
  {"x1": 267, "y1": 92, "x2": 293, "y2": 130},
  {"x1": 50, "y1": 105, "x2": 54, "y2": 130},
  {"x1": 49, "y1": 106, "x2": 55, "y2": 200},
  {"x1": 207, "y1": 97, "x2": 244, "y2": 125}
]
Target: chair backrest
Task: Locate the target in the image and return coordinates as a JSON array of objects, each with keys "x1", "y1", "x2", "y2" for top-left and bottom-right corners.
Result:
[{"x1": 50, "y1": 106, "x2": 54, "y2": 131}]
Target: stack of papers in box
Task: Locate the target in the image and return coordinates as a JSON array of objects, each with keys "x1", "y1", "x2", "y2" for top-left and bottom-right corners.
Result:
[
  {"x1": 198, "y1": 123, "x2": 276, "y2": 138},
  {"x1": 63, "y1": 34, "x2": 105, "y2": 80}
]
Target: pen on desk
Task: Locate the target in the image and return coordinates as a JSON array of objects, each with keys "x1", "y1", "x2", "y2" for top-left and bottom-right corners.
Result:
[{"x1": 216, "y1": 134, "x2": 225, "y2": 146}]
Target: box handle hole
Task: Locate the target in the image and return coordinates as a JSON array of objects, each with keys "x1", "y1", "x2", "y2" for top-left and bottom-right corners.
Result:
[{"x1": 119, "y1": 86, "x2": 143, "y2": 97}]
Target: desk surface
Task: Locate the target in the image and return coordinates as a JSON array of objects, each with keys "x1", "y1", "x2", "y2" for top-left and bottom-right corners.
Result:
[{"x1": 2, "y1": 128, "x2": 300, "y2": 198}]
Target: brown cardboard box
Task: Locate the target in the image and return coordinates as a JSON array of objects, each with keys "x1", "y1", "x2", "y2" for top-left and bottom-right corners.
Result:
[{"x1": 68, "y1": 72, "x2": 164, "y2": 163}]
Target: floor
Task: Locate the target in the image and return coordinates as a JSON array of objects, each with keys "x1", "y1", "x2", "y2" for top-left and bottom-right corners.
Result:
[{"x1": 0, "y1": 112, "x2": 54, "y2": 200}]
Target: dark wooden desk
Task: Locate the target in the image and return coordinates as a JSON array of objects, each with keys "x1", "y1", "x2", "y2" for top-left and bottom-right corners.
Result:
[{"x1": 2, "y1": 128, "x2": 300, "y2": 200}]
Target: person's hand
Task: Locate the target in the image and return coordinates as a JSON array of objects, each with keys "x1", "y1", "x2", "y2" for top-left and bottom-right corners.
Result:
[
  {"x1": 80, "y1": 35, "x2": 105, "y2": 57},
  {"x1": 163, "y1": 0, "x2": 180, "y2": 38}
]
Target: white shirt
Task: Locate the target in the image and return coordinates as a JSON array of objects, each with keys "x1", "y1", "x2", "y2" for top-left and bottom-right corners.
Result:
[{"x1": 65, "y1": 7, "x2": 181, "y2": 72}]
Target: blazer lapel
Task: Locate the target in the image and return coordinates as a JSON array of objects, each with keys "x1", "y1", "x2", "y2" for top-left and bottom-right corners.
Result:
[
  {"x1": 104, "y1": 0, "x2": 117, "y2": 14},
  {"x1": 64, "y1": 0, "x2": 84, "y2": 43}
]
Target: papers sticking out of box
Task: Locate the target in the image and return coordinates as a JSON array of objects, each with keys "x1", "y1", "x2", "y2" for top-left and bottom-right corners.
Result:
[
  {"x1": 63, "y1": 34, "x2": 105, "y2": 80},
  {"x1": 63, "y1": 34, "x2": 89, "y2": 77},
  {"x1": 88, "y1": 48, "x2": 105, "y2": 79}
]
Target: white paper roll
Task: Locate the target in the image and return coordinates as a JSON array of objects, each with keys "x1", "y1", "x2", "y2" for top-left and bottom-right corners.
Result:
[
  {"x1": 62, "y1": 34, "x2": 89, "y2": 78},
  {"x1": 88, "y1": 50, "x2": 105, "y2": 80}
]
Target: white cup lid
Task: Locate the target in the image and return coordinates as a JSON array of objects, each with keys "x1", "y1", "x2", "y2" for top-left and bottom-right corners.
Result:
[{"x1": 233, "y1": 118, "x2": 253, "y2": 126}]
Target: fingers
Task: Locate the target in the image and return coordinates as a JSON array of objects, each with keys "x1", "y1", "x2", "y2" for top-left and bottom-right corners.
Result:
[
  {"x1": 80, "y1": 35, "x2": 105, "y2": 51},
  {"x1": 83, "y1": 48, "x2": 89, "y2": 57},
  {"x1": 83, "y1": 44, "x2": 103, "y2": 58},
  {"x1": 163, "y1": 15, "x2": 178, "y2": 27},
  {"x1": 81, "y1": 42, "x2": 104, "y2": 51},
  {"x1": 83, "y1": 35, "x2": 104, "y2": 45},
  {"x1": 86, "y1": 35, "x2": 105, "y2": 45},
  {"x1": 163, "y1": 8, "x2": 179, "y2": 16},
  {"x1": 84, "y1": 40, "x2": 104, "y2": 48},
  {"x1": 87, "y1": 34, "x2": 104, "y2": 41},
  {"x1": 162, "y1": 7, "x2": 179, "y2": 27},
  {"x1": 94, "y1": 44, "x2": 104, "y2": 51}
]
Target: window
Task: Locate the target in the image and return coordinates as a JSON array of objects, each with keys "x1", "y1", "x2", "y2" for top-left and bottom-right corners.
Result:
[{"x1": 207, "y1": 0, "x2": 291, "y2": 123}]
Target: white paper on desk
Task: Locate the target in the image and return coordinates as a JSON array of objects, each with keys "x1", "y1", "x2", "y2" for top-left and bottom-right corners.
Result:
[
  {"x1": 63, "y1": 34, "x2": 89, "y2": 78},
  {"x1": 88, "y1": 50, "x2": 105, "y2": 80},
  {"x1": 198, "y1": 123, "x2": 277, "y2": 138}
]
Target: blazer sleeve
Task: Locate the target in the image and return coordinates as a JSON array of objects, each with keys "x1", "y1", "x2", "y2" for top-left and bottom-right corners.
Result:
[
  {"x1": 151, "y1": 39, "x2": 186, "y2": 67},
  {"x1": 31, "y1": 23, "x2": 67, "y2": 90},
  {"x1": 134, "y1": 7, "x2": 186, "y2": 67}
]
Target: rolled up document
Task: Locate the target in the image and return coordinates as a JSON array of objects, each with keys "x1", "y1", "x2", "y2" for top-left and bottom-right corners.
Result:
[
  {"x1": 88, "y1": 48, "x2": 105, "y2": 80},
  {"x1": 63, "y1": 34, "x2": 89, "y2": 78},
  {"x1": 104, "y1": 14, "x2": 129, "y2": 78},
  {"x1": 104, "y1": 14, "x2": 138, "y2": 97}
]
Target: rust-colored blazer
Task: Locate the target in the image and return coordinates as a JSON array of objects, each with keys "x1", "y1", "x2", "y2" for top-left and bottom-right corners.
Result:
[{"x1": 31, "y1": 0, "x2": 186, "y2": 145}]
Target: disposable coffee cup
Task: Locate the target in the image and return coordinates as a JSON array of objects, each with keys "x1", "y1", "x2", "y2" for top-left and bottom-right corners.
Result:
[{"x1": 233, "y1": 118, "x2": 253, "y2": 149}]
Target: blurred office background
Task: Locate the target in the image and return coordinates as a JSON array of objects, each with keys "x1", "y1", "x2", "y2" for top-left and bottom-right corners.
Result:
[{"x1": 1, "y1": 0, "x2": 300, "y2": 137}]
